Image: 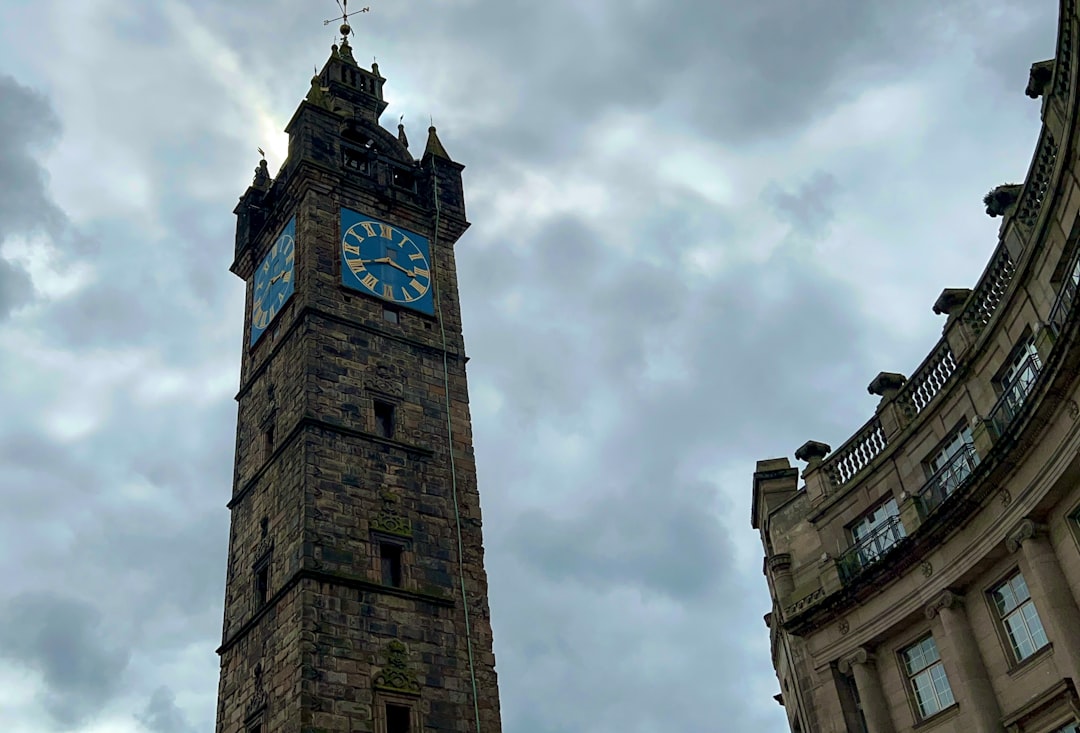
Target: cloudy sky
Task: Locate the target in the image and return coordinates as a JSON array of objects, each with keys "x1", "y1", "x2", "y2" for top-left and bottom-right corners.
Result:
[{"x1": 0, "y1": 1, "x2": 1060, "y2": 731}]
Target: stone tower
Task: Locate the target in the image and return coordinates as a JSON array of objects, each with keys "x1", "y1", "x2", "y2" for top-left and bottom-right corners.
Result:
[{"x1": 214, "y1": 27, "x2": 502, "y2": 733}]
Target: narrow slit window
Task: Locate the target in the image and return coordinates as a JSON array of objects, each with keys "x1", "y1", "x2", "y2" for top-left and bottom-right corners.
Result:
[
  {"x1": 264, "y1": 424, "x2": 275, "y2": 455},
  {"x1": 374, "y1": 401, "x2": 395, "y2": 438},
  {"x1": 255, "y1": 564, "x2": 270, "y2": 607},
  {"x1": 380, "y1": 543, "x2": 403, "y2": 587},
  {"x1": 383, "y1": 307, "x2": 399, "y2": 324},
  {"x1": 260, "y1": 517, "x2": 269, "y2": 538},
  {"x1": 386, "y1": 703, "x2": 411, "y2": 733}
]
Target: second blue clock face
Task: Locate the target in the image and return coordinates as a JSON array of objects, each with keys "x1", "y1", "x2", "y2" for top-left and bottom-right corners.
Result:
[
  {"x1": 250, "y1": 217, "x2": 296, "y2": 346},
  {"x1": 340, "y1": 208, "x2": 434, "y2": 315}
]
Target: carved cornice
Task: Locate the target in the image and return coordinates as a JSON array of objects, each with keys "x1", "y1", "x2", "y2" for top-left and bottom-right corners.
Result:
[
  {"x1": 924, "y1": 589, "x2": 964, "y2": 619},
  {"x1": 227, "y1": 415, "x2": 435, "y2": 509},
  {"x1": 1006, "y1": 518, "x2": 1049, "y2": 553},
  {"x1": 236, "y1": 303, "x2": 463, "y2": 403},
  {"x1": 216, "y1": 567, "x2": 454, "y2": 655},
  {"x1": 838, "y1": 647, "x2": 875, "y2": 674}
]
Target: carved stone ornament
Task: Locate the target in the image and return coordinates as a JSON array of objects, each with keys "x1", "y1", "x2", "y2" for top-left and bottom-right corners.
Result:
[
  {"x1": 1026, "y1": 59, "x2": 1055, "y2": 99},
  {"x1": 372, "y1": 490, "x2": 412, "y2": 538},
  {"x1": 366, "y1": 364, "x2": 405, "y2": 399},
  {"x1": 306, "y1": 76, "x2": 334, "y2": 110},
  {"x1": 794, "y1": 440, "x2": 832, "y2": 466},
  {"x1": 255, "y1": 535, "x2": 275, "y2": 563},
  {"x1": 838, "y1": 619, "x2": 850, "y2": 635},
  {"x1": 932, "y1": 288, "x2": 973, "y2": 317},
  {"x1": 252, "y1": 159, "x2": 271, "y2": 190},
  {"x1": 838, "y1": 647, "x2": 874, "y2": 674},
  {"x1": 1067, "y1": 399, "x2": 1080, "y2": 421},
  {"x1": 373, "y1": 640, "x2": 421, "y2": 696},
  {"x1": 920, "y1": 561, "x2": 934, "y2": 578},
  {"x1": 1006, "y1": 518, "x2": 1047, "y2": 553},
  {"x1": 924, "y1": 590, "x2": 963, "y2": 620},
  {"x1": 867, "y1": 372, "x2": 908, "y2": 399},
  {"x1": 244, "y1": 688, "x2": 269, "y2": 721},
  {"x1": 999, "y1": 488, "x2": 1013, "y2": 507},
  {"x1": 764, "y1": 612, "x2": 773, "y2": 629},
  {"x1": 984, "y1": 184, "x2": 1023, "y2": 218}
]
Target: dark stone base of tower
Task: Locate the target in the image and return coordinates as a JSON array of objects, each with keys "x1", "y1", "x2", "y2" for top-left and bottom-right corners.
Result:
[{"x1": 213, "y1": 31, "x2": 502, "y2": 733}]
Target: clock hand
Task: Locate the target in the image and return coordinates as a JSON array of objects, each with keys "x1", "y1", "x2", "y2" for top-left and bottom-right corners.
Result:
[{"x1": 384, "y1": 259, "x2": 414, "y2": 276}]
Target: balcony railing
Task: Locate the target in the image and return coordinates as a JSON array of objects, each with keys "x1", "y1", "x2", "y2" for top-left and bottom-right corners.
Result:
[
  {"x1": 896, "y1": 338, "x2": 958, "y2": 417},
  {"x1": 838, "y1": 516, "x2": 906, "y2": 584},
  {"x1": 1049, "y1": 273, "x2": 1078, "y2": 336},
  {"x1": 989, "y1": 355, "x2": 1042, "y2": 436},
  {"x1": 917, "y1": 443, "x2": 980, "y2": 517},
  {"x1": 821, "y1": 416, "x2": 888, "y2": 489}
]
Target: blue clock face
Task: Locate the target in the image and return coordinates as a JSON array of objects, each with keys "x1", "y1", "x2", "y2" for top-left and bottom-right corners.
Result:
[
  {"x1": 340, "y1": 208, "x2": 434, "y2": 315},
  {"x1": 250, "y1": 217, "x2": 296, "y2": 346}
]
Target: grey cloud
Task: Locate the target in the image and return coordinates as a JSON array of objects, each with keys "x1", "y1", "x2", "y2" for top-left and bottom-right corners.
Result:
[
  {"x1": 423, "y1": 0, "x2": 944, "y2": 168},
  {"x1": 0, "y1": 75, "x2": 63, "y2": 236},
  {"x1": 0, "y1": 592, "x2": 130, "y2": 729},
  {"x1": 0, "y1": 255, "x2": 33, "y2": 318},
  {"x1": 136, "y1": 686, "x2": 197, "y2": 733},
  {"x1": 764, "y1": 172, "x2": 840, "y2": 239},
  {"x1": 0, "y1": 74, "x2": 63, "y2": 317},
  {"x1": 513, "y1": 479, "x2": 733, "y2": 600}
]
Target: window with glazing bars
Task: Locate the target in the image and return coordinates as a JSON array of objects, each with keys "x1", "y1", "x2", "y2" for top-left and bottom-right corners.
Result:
[
  {"x1": 991, "y1": 572, "x2": 1049, "y2": 662},
  {"x1": 901, "y1": 635, "x2": 954, "y2": 719},
  {"x1": 849, "y1": 499, "x2": 905, "y2": 566},
  {"x1": 921, "y1": 424, "x2": 978, "y2": 510}
]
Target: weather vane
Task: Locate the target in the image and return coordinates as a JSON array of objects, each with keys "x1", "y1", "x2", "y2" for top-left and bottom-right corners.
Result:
[{"x1": 324, "y1": 0, "x2": 370, "y2": 41}]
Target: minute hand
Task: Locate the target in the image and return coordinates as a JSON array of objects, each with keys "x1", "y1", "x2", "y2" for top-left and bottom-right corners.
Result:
[{"x1": 385, "y1": 259, "x2": 415, "y2": 276}]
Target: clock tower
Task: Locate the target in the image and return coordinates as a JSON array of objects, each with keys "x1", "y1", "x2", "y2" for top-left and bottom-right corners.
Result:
[{"x1": 214, "y1": 26, "x2": 503, "y2": 733}]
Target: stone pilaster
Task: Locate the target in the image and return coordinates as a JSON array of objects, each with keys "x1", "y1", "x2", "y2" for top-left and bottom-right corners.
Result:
[
  {"x1": 925, "y1": 590, "x2": 1002, "y2": 732},
  {"x1": 839, "y1": 648, "x2": 896, "y2": 733},
  {"x1": 1007, "y1": 518, "x2": 1080, "y2": 678}
]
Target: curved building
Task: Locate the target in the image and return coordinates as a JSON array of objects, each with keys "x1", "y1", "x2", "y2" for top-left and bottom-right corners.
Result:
[{"x1": 752, "y1": 3, "x2": 1080, "y2": 732}]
